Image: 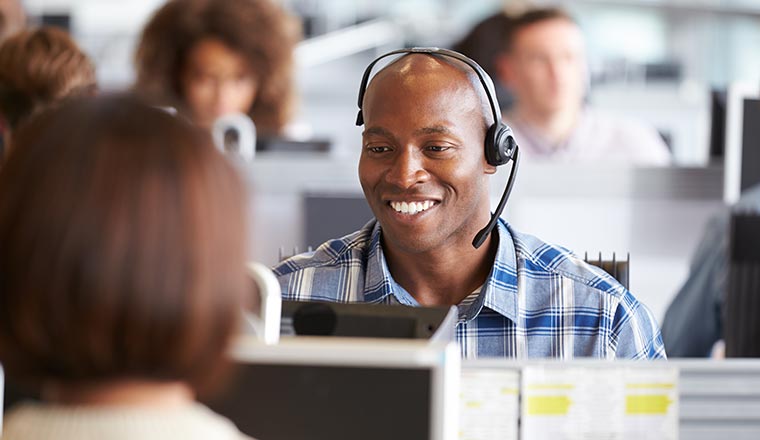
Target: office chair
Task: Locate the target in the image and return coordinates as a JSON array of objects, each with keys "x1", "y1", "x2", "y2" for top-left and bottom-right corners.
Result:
[
  {"x1": 584, "y1": 252, "x2": 631, "y2": 290},
  {"x1": 724, "y1": 212, "x2": 760, "y2": 357}
]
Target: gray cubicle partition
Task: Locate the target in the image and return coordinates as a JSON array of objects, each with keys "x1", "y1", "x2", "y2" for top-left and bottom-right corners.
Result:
[
  {"x1": 463, "y1": 358, "x2": 760, "y2": 440},
  {"x1": 677, "y1": 360, "x2": 760, "y2": 438}
]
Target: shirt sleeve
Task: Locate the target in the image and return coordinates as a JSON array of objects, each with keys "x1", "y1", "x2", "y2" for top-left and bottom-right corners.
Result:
[
  {"x1": 610, "y1": 290, "x2": 668, "y2": 359},
  {"x1": 660, "y1": 212, "x2": 728, "y2": 357}
]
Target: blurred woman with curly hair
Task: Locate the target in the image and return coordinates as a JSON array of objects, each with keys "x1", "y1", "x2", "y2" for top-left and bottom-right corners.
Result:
[{"x1": 134, "y1": 0, "x2": 300, "y2": 136}]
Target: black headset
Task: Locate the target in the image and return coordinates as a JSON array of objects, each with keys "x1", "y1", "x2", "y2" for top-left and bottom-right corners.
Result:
[{"x1": 355, "y1": 47, "x2": 520, "y2": 249}]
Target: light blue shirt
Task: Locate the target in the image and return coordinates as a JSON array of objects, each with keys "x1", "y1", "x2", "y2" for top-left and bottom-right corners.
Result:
[{"x1": 274, "y1": 219, "x2": 666, "y2": 359}]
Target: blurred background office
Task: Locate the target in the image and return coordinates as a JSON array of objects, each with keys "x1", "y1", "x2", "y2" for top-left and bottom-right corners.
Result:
[{"x1": 6, "y1": 0, "x2": 760, "y2": 343}]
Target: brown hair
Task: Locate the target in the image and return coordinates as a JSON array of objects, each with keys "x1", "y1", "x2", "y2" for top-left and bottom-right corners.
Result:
[
  {"x1": 503, "y1": 7, "x2": 577, "y2": 52},
  {"x1": 0, "y1": 94, "x2": 248, "y2": 392},
  {"x1": 0, "y1": 26, "x2": 96, "y2": 131},
  {"x1": 134, "y1": 0, "x2": 300, "y2": 136}
]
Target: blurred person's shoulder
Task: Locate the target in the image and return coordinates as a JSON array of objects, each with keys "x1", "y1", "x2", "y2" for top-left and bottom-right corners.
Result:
[
  {"x1": 576, "y1": 107, "x2": 671, "y2": 166},
  {"x1": 2, "y1": 402, "x2": 254, "y2": 440}
]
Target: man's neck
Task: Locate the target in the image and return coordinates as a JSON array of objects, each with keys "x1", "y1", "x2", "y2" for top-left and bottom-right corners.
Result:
[
  {"x1": 513, "y1": 105, "x2": 581, "y2": 148},
  {"x1": 384, "y1": 231, "x2": 498, "y2": 307}
]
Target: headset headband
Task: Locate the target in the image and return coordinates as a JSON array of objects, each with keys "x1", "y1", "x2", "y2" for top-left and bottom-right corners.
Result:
[{"x1": 355, "y1": 47, "x2": 503, "y2": 126}]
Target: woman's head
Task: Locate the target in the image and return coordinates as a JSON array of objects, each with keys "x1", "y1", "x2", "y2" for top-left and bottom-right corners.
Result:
[
  {"x1": 0, "y1": 94, "x2": 248, "y2": 393},
  {"x1": 135, "y1": 0, "x2": 300, "y2": 134},
  {"x1": 0, "y1": 26, "x2": 96, "y2": 133}
]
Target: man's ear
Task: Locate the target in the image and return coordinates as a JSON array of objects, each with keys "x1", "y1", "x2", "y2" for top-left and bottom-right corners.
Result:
[{"x1": 484, "y1": 163, "x2": 498, "y2": 175}]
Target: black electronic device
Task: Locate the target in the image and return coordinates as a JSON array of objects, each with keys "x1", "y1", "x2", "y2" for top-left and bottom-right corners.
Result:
[
  {"x1": 256, "y1": 136, "x2": 331, "y2": 153},
  {"x1": 303, "y1": 192, "x2": 373, "y2": 249},
  {"x1": 739, "y1": 98, "x2": 760, "y2": 193},
  {"x1": 708, "y1": 89, "x2": 727, "y2": 160},
  {"x1": 725, "y1": 213, "x2": 760, "y2": 357},
  {"x1": 280, "y1": 300, "x2": 456, "y2": 341},
  {"x1": 354, "y1": 47, "x2": 520, "y2": 249}
]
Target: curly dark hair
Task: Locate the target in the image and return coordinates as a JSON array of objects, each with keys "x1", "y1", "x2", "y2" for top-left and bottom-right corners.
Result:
[
  {"x1": 0, "y1": 26, "x2": 96, "y2": 131},
  {"x1": 134, "y1": 0, "x2": 300, "y2": 136}
]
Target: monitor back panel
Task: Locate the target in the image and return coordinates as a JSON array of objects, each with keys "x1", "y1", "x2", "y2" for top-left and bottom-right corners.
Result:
[
  {"x1": 206, "y1": 363, "x2": 432, "y2": 440},
  {"x1": 741, "y1": 98, "x2": 760, "y2": 193}
]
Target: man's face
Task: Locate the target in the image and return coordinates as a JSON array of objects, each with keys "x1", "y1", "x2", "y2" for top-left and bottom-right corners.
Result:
[
  {"x1": 358, "y1": 57, "x2": 496, "y2": 255},
  {"x1": 499, "y1": 19, "x2": 586, "y2": 117}
]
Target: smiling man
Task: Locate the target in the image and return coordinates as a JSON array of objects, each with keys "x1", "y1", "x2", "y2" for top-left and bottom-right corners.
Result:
[{"x1": 274, "y1": 49, "x2": 665, "y2": 359}]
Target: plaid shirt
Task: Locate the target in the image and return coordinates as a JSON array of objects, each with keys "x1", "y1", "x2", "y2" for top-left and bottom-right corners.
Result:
[{"x1": 274, "y1": 219, "x2": 666, "y2": 359}]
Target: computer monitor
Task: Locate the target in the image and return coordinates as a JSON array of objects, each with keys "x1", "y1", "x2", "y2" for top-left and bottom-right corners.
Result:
[
  {"x1": 303, "y1": 192, "x2": 373, "y2": 249},
  {"x1": 205, "y1": 337, "x2": 460, "y2": 440},
  {"x1": 708, "y1": 88, "x2": 727, "y2": 160},
  {"x1": 256, "y1": 137, "x2": 331, "y2": 153},
  {"x1": 724, "y1": 82, "x2": 760, "y2": 203},
  {"x1": 725, "y1": 213, "x2": 760, "y2": 357}
]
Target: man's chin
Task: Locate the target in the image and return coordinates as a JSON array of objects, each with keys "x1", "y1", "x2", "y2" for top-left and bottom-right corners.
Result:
[{"x1": 379, "y1": 226, "x2": 438, "y2": 255}]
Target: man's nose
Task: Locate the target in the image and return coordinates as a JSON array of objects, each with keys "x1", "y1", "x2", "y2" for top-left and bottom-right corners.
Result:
[{"x1": 384, "y1": 148, "x2": 429, "y2": 189}]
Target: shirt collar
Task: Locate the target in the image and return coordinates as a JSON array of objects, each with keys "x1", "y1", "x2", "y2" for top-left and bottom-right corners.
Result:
[
  {"x1": 481, "y1": 220, "x2": 519, "y2": 321},
  {"x1": 364, "y1": 221, "x2": 394, "y2": 303},
  {"x1": 363, "y1": 219, "x2": 520, "y2": 321}
]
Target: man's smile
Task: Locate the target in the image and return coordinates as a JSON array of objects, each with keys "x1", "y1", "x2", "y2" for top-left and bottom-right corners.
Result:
[{"x1": 388, "y1": 200, "x2": 438, "y2": 215}]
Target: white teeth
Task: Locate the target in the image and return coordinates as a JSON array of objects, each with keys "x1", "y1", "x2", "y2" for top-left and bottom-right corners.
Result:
[{"x1": 389, "y1": 201, "x2": 436, "y2": 215}]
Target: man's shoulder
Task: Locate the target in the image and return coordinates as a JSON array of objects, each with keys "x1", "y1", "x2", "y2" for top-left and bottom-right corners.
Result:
[
  {"x1": 506, "y1": 224, "x2": 665, "y2": 359},
  {"x1": 507, "y1": 225, "x2": 627, "y2": 300},
  {"x1": 272, "y1": 221, "x2": 375, "y2": 277}
]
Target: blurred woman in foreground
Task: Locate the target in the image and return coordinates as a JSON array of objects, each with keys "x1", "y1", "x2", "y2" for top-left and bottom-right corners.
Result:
[{"x1": 0, "y1": 94, "x2": 252, "y2": 439}]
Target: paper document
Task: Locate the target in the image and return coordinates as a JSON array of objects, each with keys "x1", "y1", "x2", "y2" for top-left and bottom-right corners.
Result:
[
  {"x1": 521, "y1": 366, "x2": 678, "y2": 440},
  {"x1": 459, "y1": 368, "x2": 519, "y2": 440}
]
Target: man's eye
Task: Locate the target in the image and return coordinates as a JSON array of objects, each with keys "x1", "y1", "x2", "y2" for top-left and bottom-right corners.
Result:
[
  {"x1": 426, "y1": 145, "x2": 451, "y2": 152},
  {"x1": 367, "y1": 146, "x2": 391, "y2": 153}
]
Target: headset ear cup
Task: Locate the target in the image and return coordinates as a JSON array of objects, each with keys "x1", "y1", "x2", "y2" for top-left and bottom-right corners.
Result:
[
  {"x1": 484, "y1": 124, "x2": 500, "y2": 166},
  {"x1": 485, "y1": 123, "x2": 515, "y2": 166}
]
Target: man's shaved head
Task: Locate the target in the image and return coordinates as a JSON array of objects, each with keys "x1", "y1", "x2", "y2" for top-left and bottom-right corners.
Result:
[{"x1": 362, "y1": 54, "x2": 495, "y2": 130}]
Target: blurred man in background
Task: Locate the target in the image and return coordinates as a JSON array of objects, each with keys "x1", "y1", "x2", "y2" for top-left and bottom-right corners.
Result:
[{"x1": 495, "y1": 8, "x2": 671, "y2": 165}]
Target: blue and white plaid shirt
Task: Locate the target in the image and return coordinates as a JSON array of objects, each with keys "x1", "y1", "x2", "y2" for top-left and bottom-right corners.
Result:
[{"x1": 274, "y1": 219, "x2": 666, "y2": 359}]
